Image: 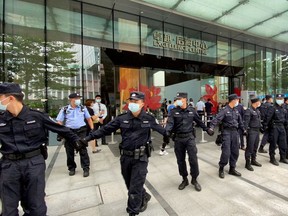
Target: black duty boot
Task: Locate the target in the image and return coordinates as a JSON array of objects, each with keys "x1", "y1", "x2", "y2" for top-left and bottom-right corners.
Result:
[
  {"x1": 258, "y1": 146, "x2": 267, "y2": 153},
  {"x1": 270, "y1": 156, "x2": 279, "y2": 166},
  {"x1": 228, "y1": 167, "x2": 241, "y2": 176},
  {"x1": 251, "y1": 159, "x2": 262, "y2": 167},
  {"x1": 191, "y1": 178, "x2": 202, "y2": 192},
  {"x1": 245, "y1": 159, "x2": 254, "y2": 171},
  {"x1": 219, "y1": 167, "x2": 225, "y2": 179},
  {"x1": 279, "y1": 156, "x2": 288, "y2": 164},
  {"x1": 178, "y1": 177, "x2": 189, "y2": 190},
  {"x1": 140, "y1": 192, "x2": 151, "y2": 212}
]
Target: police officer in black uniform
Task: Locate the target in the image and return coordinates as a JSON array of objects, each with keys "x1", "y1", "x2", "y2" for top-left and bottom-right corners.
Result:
[
  {"x1": 165, "y1": 92, "x2": 214, "y2": 192},
  {"x1": 209, "y1": 94, "x2": 245, "y2": 179},
  {"x1": 284, "y1": 97, "x2": 288, "y2": 159},
  {"x1": 258, "y1": 95, "x2": 273, "y2": 153},
  {"x1": 0, "y1": 83, "x2": 84, "y2": 216},
  {"x1": 263, "y1": 93, "x2": 288, "y2": 165},
  {"x1": 81, "y1": 91, "x2": 168, "y2": 216},
  {"x1": 243, "y1": 97, "x2": 262, "y2": 171}
]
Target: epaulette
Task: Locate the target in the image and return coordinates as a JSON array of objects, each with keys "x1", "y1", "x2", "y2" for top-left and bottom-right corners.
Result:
[
  {"x1": 118, "y1": 111, "x2": 128, "y2": 116},
  {"x1": 146, "y1": 111, "x2": 155, "y2": 117},
  {"x1": 0, "y1": 111, "x2": 5, "y2": 115},
  {"x1": 29, "y1": 108, "x2": 45, "y2": 114}
]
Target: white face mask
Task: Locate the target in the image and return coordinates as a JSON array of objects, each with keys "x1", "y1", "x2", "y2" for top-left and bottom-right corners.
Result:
[
  {"x1": 96, "y1": 99, "x2": 101, "y2": 103},
  {"x1": 128, "y1": 102, "x2": 141, "y2": 113},
  {"x1": 276, "y1": 99, "x2": 284, "y2": 106},
  {"x1": 234, "y1": 101, "x2": 239, "y2": 107},
  {"x1": 176, "y1": 100, "x2": 183, "y2": 107},
  {"x1": 0, "y1": 97, "x2": 9, "y2": 111},
  {"x1": 75, "y1": 99, "x2": 81, "y2": 106}
]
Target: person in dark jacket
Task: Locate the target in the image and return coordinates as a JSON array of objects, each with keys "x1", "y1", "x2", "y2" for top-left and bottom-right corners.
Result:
[
  {"x1": 81, "y1": 91, "x2": 169, "y2": 216},
  {"x1": 243, "y1": 97, "x2": 262, "y2": 171},
  {"x1": 165, "y1": 92, "x2": 214, "y2": 192},
  {"x1": 0, "y1": 82, "x2": 83, "y2": 216},
  {"x1": 209, "y1": 94, "x2": 245, "y2": 179}
]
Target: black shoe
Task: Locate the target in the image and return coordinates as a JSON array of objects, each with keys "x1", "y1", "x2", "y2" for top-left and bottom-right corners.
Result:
[
  {"x1": 219, "y1": 167, "x2": 225, "y2": 179},
  {"x1": 258, "y1": 147, "x2": 267, "y2": 153},
  {"x1": 178, "y1": 178, "x2": 189, "y2": 190},
  {"x1": 129, "y1": 214, "x2": 136, "y2": 216},
  {"x1": 191, "y1": 178, "x2": 202, "y2": 192},
  {"x1": 245, "y1": 160, "x2": 254, "y2": 171},
  {"x1": 228, "y1": 168, "x2": 241, "y2": 176},
  {"x1": 83, "y1": 169, "x2": 90, "y2": 177},
  {"x1": 251, "y1": 160, "x2": 262, "y2": 167},
  {"x1": 69, "y1": 169, "x2": 75, "y2": 176},
  {"x1": 140, "y1": 193, "x2": 151, "y2": 212},
  {"x1": 270, "y1": 158, "x2": 279, "y2": 166},
  {"x1": 279, "y1": 158, "x2": 288, "y2": 164}
]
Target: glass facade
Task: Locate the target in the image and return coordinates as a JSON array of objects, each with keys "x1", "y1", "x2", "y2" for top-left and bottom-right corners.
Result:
[{"x1": 0, "y1": 0, "x2": 288, "y2": 115}]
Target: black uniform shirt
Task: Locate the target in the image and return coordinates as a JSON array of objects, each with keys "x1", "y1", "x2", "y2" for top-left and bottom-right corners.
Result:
[
  {"x1": 243, "y1": 107, "x2": 261, "y2": 130},
  {"x1": 210, "y1": 105, "x2": 244, "y2": 130},
  {"x1": 87, "y1": 109, "x2": 166, "y2": 150},
  {"x1": 165, "y1": 106, "x2": 208, "y2": 134},
  {"x1": 259, "y1": 102, "x2": 273, "y2": 120},
  {"x1": 0, "y1": 105, "x2": 79, "y2": 154},
  {"x1": 264, "y1": 104, "x2": 288, "y2": 128}
]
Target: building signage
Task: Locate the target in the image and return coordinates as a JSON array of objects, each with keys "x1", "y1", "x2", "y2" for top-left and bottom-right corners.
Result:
[{"x1": 153, "y1": 31, "x2": 208, "y2": 55}]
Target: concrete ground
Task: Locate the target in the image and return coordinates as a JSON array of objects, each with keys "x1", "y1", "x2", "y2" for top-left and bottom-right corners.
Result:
[{"x1": 22, "y1": 129, "x2": 288, "y2": 215}]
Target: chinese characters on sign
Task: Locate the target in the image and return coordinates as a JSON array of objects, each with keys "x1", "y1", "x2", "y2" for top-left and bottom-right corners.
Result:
[{"x1": 153, "y1": 31, "x2": 208, "y2": 55}]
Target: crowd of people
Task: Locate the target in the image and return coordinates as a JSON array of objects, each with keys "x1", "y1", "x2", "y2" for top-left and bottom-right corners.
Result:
[{"x1": 1, "y1": 82, "x2": 288, "y2": 216}]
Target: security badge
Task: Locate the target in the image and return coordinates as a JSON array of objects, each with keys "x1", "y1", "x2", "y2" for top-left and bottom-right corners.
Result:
[
  {"x1": 0, "y1": 123, "x2": 6, "y2": 127},
  {"x1": 26, "y1": 120, "x2": 36, "y2": 124},
  {"x1": 123, "y1": 120, "x2": 129, "y2": 123},
  {"x1": 132, "y1": 93, "x2": 136, "y2": 97}
]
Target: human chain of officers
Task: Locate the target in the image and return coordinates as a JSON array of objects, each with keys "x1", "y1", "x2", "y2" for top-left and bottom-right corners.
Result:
[{"x1": 0, "y1": 82, "x2": 288, "y2": 216}]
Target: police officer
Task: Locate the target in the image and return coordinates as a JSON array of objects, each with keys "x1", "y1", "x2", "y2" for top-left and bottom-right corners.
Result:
[
  {"x1": 56, "y1": 93, "x2": 93, "y2": 177},
  {"x1": 243, "y1": 97, "x2": 262, "y2": 171},
  {"x1": 80, "y1": 91, "x2": 168, "y2": 216},
  {"x1": 0, "y1": 83, "x2": 83, "y2": 216},
  {"x1": 165, "y1": 92, "x2": 214, "y2": 192},
  {"x1": 263, "y1": 94, "x2": 288, "y2": 165},
  {"x1": 258, "y1": 95, "x2": 273, "y2": 153},
  {"x1": 209, "y1": 94, "x2": 245, "y2": 178},
  {"x1": 284, "y1": 97, "x2": 288, "y2": 159}
]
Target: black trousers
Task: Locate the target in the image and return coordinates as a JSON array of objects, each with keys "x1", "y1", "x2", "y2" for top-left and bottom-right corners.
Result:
[
  {"x1": 260, "y1": 131, "x2": 269, "y2": 147},
  {"x1": 269, "y1": 126, "x2": 287, "y2": 158},
  {"x1": 219, "y1": 129, "x2": 239, "y2": 168},
  {"x1": 94, "y1": 122, "x2": 106, "y2": 144},
  {"x1": 120, "y1": 155, "x2": 148, "y2": 214},
  {"x1": 64, "y1": 127, "x2": 90, "y2": 171},
  {"x1": 245, "y1": 129, "x2": 260, "y2": 160},
  {"x1": 1, "y1": 155, "x2": 46, "y2": 216},
  {"x1": 174, "y1": 136, "x2": 199, "y2": 179}
]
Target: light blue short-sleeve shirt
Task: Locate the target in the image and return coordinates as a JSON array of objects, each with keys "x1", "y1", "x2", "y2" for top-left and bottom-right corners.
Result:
[{"x1": 56, "y1": 105, "x2": 91, "y2": 129}]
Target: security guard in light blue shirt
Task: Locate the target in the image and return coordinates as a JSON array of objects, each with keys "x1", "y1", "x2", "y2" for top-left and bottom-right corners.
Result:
[{"x1": 56, "y1": 93, "x2": 94, "y2": 177}]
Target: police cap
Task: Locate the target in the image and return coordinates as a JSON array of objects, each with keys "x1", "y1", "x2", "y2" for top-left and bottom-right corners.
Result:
[
  {"x1": 265, "y1": 95, "x2": 272, "y2": 100},
  {"x1": 251, "y1": 97, "x2": 260, "y2": 104},
  {"x1": 176, "y1": 92, "x2": 188, "y2": 99},
  {"x1": 275, "y1": 93, "x2": 284, "y2": 98},
  {"x1": 69, "y1": 93, "x2": 82, "y2": 98},
  {"x1": 0, "y1": 82, "x2": 22, "y2": 94},
  {"x1": 228, "y1": 94, "x2": 240, "y2": 102},
  {"x1": 128, "y1": 91, "x2": 145, "y2": 100}
]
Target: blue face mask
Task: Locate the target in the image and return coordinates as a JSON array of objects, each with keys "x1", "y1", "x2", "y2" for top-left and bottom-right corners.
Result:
[
  {"x1": 276, "y1": 99, "x2": 284, "y2": 106},
  {"x1": 176, "y1": 100, "x2": 183, "y2": 107},
  {"x1": 0, "y1": 97, "x2": 9, "y2": 111},
  {"x1": 128, "y1": 102, "x2": 141, "y2": 113},
  {"x1": 75, "y1": 99, "x2": 81, "y2": 106}
]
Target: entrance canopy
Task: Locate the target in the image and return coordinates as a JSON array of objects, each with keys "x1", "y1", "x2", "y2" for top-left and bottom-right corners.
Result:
[{"x1": 135, "y1": 0, "x2": 288, "y2": 44}]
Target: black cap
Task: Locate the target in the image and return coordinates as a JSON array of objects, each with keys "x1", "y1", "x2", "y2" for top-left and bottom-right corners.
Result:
[
  {"x1": 265, "y1": 95, "x2": 272, "y2": 100},
  {"x1": 275, "y1": 93, "x2": 284, "y2": 98},
  {"x1": 175, "y1": 92, "x2": 188, "y2": 99},
  {"x1": 228, "y1": 94, "x2": 240, "y2": 102},
  {"x1": 128, "y1": 91, "x2": 145, "y2": 100},
  {"x1": 251, "y1": 97, "x2": 260, "y2": 104},
  {"x1": 0, "y1": 82, "x2": 22, "y2": 94},
  {"x1": 69, "y1": 93, "x2": 82, "y2": 98}
]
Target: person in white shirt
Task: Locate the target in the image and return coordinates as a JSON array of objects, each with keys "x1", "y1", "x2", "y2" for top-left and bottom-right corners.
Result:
[
  {"x1": 196, "y1": 97, "x2": 206, "y2": 118},
  {"x1": 92, "y1": 94, "x2": 108, "y2": 145}
]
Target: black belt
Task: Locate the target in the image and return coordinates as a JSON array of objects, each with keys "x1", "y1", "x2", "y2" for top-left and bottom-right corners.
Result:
[
  {"x1": 175, "y1": 132, "x2": 193, "y2": 138},
  {"x1": 71, "y1": 126, "x2": 87, "y2": 133},
  {"x1": 223, "y1": 127, "x2": 237, "y2": 131},
  {"x1": 120, "y1": 147, "x2": 146, "y2": 159},
  {"x1": 3, "y1": 149, "x2": 41, "y2": 160}
]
